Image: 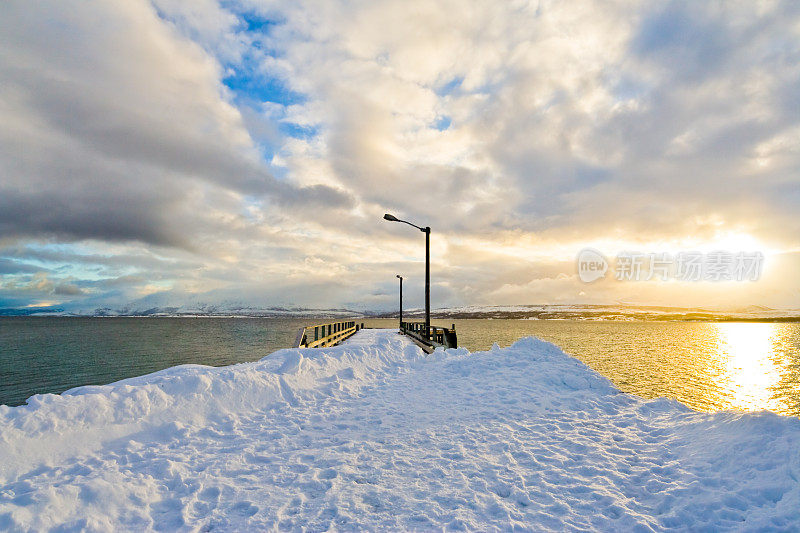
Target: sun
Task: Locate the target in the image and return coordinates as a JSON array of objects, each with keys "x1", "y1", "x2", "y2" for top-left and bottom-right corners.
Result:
[{"x1": 706, "y1": 232, "x2": 769, "y2": 254}]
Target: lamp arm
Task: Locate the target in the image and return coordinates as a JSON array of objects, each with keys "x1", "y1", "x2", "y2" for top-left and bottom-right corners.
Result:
[{"x1": 395, "y1": 218, "x2": 426, "y2": 232}]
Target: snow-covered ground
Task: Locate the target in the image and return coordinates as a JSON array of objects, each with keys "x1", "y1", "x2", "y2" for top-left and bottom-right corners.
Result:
[{"x1": 1, "y1": 330, "x2": 798, "y2": 531}]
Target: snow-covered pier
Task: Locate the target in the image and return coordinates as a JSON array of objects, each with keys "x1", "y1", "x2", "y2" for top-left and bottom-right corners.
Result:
[{"x1": 1, "y1": 329, "x2": 798, "y2": 530}]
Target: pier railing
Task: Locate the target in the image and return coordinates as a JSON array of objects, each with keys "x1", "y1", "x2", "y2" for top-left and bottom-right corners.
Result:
[
  {"x1": 400, "y1": 321, "x2": 457, "y2": 352},
  {"x1": 293, "y1": 319, "x2": 457, "y2": 354},
  {"x1": 295, "y1": 320, "x2": 363, "y2": 348}
]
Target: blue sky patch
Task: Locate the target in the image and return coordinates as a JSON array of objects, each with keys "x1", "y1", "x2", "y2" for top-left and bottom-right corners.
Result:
[
  {"x1": 224, "y1": 68, "x2": 304, "y2": 107},
  {"x1": 433, "y1": 115, "x2": 452, "y2": 131},
  {"x1": 437, "y1": 77, "x2": 463, "y2": 96}
]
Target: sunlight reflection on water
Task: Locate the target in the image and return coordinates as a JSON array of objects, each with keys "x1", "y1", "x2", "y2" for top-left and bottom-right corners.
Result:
[
  {"x1": 363, "y1": 319, "x2": 800, "y2": 417},
  {"x1": 714, "y1": 322, "x2": 784, "y2": 413}
]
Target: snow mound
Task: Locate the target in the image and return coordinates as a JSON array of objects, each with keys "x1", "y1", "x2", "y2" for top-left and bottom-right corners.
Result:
[{"x1": 1, "y1": 329, "x2": 798, "y2": 531}]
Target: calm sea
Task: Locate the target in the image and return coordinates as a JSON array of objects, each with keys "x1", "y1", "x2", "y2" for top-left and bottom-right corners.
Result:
[{"x1": 1, "y1": 317, "x2": 799, "y2": 417}]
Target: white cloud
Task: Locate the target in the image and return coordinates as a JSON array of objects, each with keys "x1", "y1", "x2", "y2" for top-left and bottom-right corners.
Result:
[{"x1": 1, "y1": 0, "x2": 799, "y2": 311}]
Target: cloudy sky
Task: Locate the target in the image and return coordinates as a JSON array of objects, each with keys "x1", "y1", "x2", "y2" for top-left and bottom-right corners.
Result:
[{"x1": 1, "y1": 0, "x2": 799, "y2": 313}]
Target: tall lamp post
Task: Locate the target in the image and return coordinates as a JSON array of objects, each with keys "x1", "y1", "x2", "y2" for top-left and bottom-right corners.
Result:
[
  {"x1": 384, "y1": 213, "x2": 430, "y2": 340},
  {"x1": 396, "y1": 275, "x2": 403, "y2": 330}
]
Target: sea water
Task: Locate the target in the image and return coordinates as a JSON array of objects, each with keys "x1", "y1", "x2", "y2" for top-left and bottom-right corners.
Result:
[{"x1": 1, "y1": 317, "x2": 799, "y2": 416}]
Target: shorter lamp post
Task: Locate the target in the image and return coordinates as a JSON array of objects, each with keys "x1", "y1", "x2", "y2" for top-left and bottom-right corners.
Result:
[{"x1": 396, "y1": 275, "x2": 403, "y2": 330}]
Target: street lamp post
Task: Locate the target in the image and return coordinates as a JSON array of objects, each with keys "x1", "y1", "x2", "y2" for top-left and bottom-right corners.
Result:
[
  {"x1": 384, "y1": 213, "x2": 431, "y2": 341},
  {"x1": 396, "y1": 275, "x2": 403, "y2": 330}
]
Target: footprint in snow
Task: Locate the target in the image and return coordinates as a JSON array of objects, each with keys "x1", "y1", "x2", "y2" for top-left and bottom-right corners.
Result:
[
  {"x1": 232, "y1": 501, "x2": 258, "y2": 517},
  {"x1": 200, "y1": 486, "x2": 220, "y2": 500},
  {"x1": 317, "y1": 468, "x2": 338, "y2": 480},
  {"x1": 191, "y1": 487, "x2": 221, "y2": 519}
]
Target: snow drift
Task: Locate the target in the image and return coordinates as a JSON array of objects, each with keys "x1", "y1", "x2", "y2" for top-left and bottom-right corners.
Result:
[{"x1": 0, "y1": 329, "x2": 798, "y2": 531}]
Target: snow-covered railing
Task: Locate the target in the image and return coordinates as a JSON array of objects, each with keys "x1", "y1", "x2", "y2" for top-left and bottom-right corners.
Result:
[
  {"x1": 294, "y1": 320, "x2": 363, "y2": 348},
  {"x1": 400, "y1": 321, "x2": 457, "y2": 352}
]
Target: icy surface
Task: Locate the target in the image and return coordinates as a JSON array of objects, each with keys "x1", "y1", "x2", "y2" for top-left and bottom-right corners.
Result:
[{"x1": 1, "y1": 329, "x2": 798, "y2": 531}]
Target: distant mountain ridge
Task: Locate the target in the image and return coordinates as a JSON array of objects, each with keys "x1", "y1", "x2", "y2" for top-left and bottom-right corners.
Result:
[
  {"x1": 3, "y1": 303, "x2": 799, "y2": 321},
  {"x1": 374, "y1": 304, "x2": 800, "y2": 322}
]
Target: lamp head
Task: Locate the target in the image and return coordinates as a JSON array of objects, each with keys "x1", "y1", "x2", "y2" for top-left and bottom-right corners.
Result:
[
  {"x1": 383, "y1": 213, "x2": 398, "y2": 222},
  {"x1": 396, "y1": 275, "x2": 402, "y2": 279}
]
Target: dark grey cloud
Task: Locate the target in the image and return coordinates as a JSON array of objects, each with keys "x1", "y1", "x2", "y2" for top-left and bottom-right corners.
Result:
[
  {"x1": 53, "y1": 283, "x2": 84, "y2": 296},
  {"x1": 0, "y1": 186, "x2": 187, "y2": 248},
  {"x1": 0, "y1": 258, "x2": 43, "y2": 275},
  {"x1": 0, "y1": 0, "x2": 352, "y2": 250}
]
